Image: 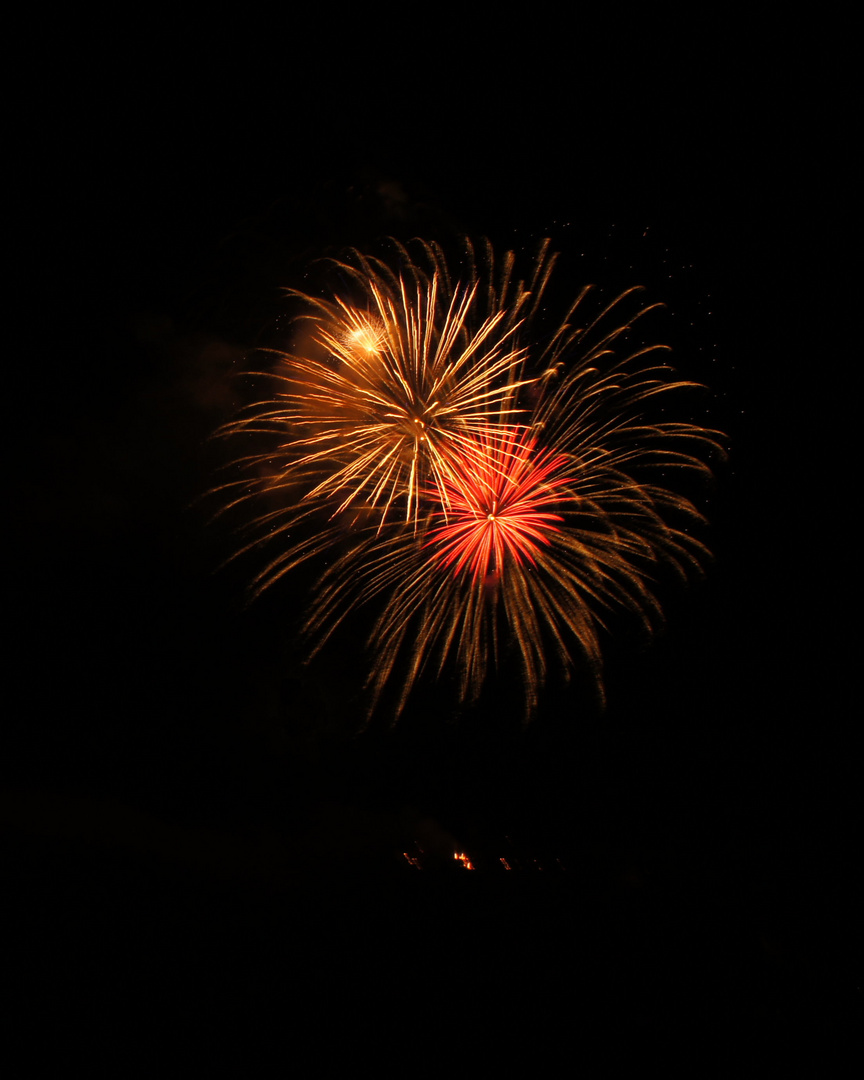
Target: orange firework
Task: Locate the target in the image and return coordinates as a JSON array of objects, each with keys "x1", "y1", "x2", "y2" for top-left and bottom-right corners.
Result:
[
  {"x1": 212, "y1": 240, "x2": 551, "y2": 574},
  {"x1": 214, "y1": 239, "x2": 724, "y2": 720}
]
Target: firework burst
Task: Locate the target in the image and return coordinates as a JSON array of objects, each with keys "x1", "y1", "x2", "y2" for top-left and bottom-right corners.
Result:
[
  {"x1": 214, "y1": 240, "x2": 549, "y2": 550},
  {"x1": 426, "y1": 425, "x2": 573, "y2": 583},
  {"x1": 214, "y1": 238, "x2": 724, "y2": 721}
]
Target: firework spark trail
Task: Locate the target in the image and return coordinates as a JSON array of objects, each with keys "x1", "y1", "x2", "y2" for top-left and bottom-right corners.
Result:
[{"x1": 214, "y1": 238, "x2": 725, "y2": 721}]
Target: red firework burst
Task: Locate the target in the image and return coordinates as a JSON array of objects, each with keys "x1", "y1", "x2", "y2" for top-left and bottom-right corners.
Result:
[{"x1": 426, "y1": 427, "x2": 576, "y2": 582}]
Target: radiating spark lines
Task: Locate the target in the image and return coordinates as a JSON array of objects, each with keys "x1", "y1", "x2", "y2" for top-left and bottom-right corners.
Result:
[{"x1": 213, "y1": 238, "x2": 724, "y2": 722}]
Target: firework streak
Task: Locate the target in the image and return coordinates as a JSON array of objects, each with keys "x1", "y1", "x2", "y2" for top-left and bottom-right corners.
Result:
[{"x1": 213, "y1": 239, "x2": 724, "y2": 720}]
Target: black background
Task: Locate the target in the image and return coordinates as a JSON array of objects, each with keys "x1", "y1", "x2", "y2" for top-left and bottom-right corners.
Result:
[{"x1": 7, "y1": 17, "x2": 854, "y2": 1069}]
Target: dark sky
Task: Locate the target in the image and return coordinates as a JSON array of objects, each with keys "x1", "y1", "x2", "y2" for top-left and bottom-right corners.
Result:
[{"x1": 8, "y1": 21, "x2": 853, "y2": 1057}]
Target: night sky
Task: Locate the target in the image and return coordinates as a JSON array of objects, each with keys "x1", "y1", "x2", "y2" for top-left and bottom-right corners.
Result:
[{"x1": 7, "y1": 22, "x2": 854, "y2": 1067}]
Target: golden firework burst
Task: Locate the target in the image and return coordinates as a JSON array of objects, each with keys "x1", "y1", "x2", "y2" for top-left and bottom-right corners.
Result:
[{"x1": 213, "y1": 238, "x2": 724, "y2": 721}]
